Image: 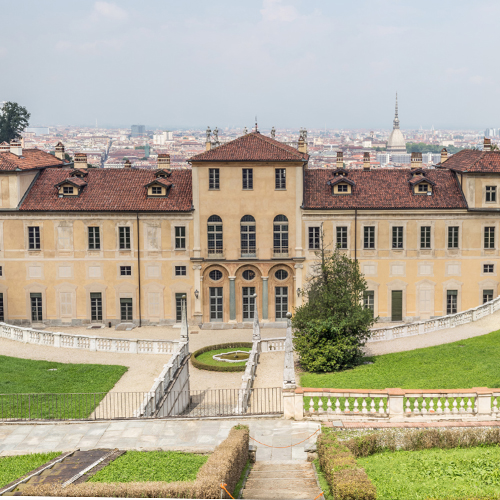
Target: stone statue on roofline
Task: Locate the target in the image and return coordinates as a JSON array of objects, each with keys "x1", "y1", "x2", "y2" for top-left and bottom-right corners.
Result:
[
  {"x1": 244, "y1": 126, "x2": 248, "y2": 135},
  {"x1": 213, "y1": 127, "x2": 219, "y2": 143},
  {"x1": 271, "y1": 126, "x2": 276, "y2": 139},
  {"x1": 206, "y1": 126, "x2": 211, "y2": 142}
]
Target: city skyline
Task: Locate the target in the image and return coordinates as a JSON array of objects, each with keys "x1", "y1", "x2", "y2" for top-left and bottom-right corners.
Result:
[{"x1": 2, "y1": 0, "x2": 500, "y2": 129}]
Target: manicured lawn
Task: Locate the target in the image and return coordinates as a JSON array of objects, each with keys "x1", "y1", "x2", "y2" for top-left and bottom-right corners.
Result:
[
  {"x1": 195, "y1": 347, "x2": 251, "y2": 368},
  {"x1": 358, "y1": 446, "x2": 500, "y2": 500},
  {"x1": 300, "y1": 329, "x2": 500, "y2": 389},
  {"x1": 88, "y1": 451, "x2": 208, "y2": 483},
  {"x1": 0, "y1": 452, "x2": 60, "y2": 488},
  {"x1": 0, "y1": 355, "x2": 127, "y2": 419}
]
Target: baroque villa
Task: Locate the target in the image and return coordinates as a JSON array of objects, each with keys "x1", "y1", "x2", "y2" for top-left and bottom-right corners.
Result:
[{"x1": 0, "y1": 134, "x2": 498, "y2": 328}]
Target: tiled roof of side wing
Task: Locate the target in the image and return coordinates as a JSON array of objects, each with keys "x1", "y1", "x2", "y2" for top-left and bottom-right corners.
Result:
[
  {"x1": 437, "y1": 149, "x2": 500, "y2": 172},
  {"x1": 189, "y1": 132, "x2": 309, "y2": 162},
  {"x1": 19, "y1": 168, "x2": 192, "y2": 212},
  {"x1": 304, "y1": 169, "x2": 466, "y2": 210},
  {"x1": 0, "y1": 149, "x2": 66, "y2": 171}
]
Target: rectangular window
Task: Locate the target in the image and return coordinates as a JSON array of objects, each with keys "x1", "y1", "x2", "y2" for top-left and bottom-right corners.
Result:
[
  {"x1": 485, "y1": 226, "x2": 495, "y2": 249},
  {"x1": 28, "y1": 226, "x2": 40, "y2": 250},
  {"x1": 242, "y1": 168, "x2": 253, "y2": 190},
  {"x1": 484, "y1": 264, "x2": 494, "y2": 273},
  {"x1": 336, "y1": 226, "x2": 348, "y2": 249},
  {"x1": 392, "y1": 226, "x2": 403, "y2": 249},
  {"x1": 120, "y1": 298, "x2": 133, "y2": 321},
  {"x1": 120, "y1": 266, "x2": 132, "y2": 276},
  {"x1": 90, "y1": 292, "x2": 102, "y2": 322},
  {"x1": 175, "y1": 226, "x2": 186, "y2": 249},
  {"x1": 175, "y1": 265, "x2": 187, "y2": 276},
  {"x1": 275, "y1": 287, "x2": 288, "y2": 320},
  {"x1": 209, "y1": 168, "x2": 220, "y2": 190},
  {"x1": 209, "y1": 287, "x2": 223, "y2": 322},
  {"x1": 363, "y1": 291, "x2": 374, "y2": 317},
  {"x1": 0, "y1": 293, "x2": 4, "y2": 322},
  {"x1": 337, "y1": 184, "x2": 348, "y2": 192},
  {"x1": 448, "y1": 226, "x2": 459, "y2": 249},
  {"x1": 88, "y1": 226, "x2": 101, "y2": 250},
  {"x1": 486, "y1": 186, "x2": 497, "y2": 202},
  {"x1": 63, "y1": 186, "x2": 73, "y2": 194},
  {"x1": 446, "y1": 290, "x2": 457, "y2": 315},
  {"x1": 242, "y1": 286, "x2": 256, "y2": 320},
  {"x1": 151, "y1": 186, "x2": 162, "y2": 195},
  {"x1": 275, "y1": 168, "x2": 286, "y2": 190},
  {"x1": 420, "y1": 226, "x2": 431, "y2": 249},
  {"x1": 308, "y1": 227, "x2": 320, "y2": 250},
  {"x1": 364, "y1": 226, "x2": 375, "y2": 249},
  {"x1": 175, "y1": 293, "x2": 184, "y2": 322},
  {"x1": 483, "y1": 289, "x2": 494, "y2": 304},
  {"x1": 119, "y1": 226, "x2": 131, "y2": 250},
  {"x1": 0, "y1": 266, "x2": 3, "y2": 277},
  {"x1": 30, "y1": 293, "x2": 42, "y2": 322},
  {"x1": 60, "y1": 292, "x2": 72, "y2": 316},
  {"x1": 418, "y1": 183, "x2": 428, "y2": 192}
]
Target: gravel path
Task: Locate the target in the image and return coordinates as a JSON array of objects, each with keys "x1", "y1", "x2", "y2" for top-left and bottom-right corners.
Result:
[{"x1": 365, "y1": 308, "x2": 500, "y2": 356}]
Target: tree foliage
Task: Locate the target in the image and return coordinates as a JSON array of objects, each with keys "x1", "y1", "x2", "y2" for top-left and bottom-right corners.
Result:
[
  {"x1": 0, "y1": 102, "x2": 30, "y2": 143},
  {"x1": 406, "y1": 142, "x2": 463, "y2": 155},
  {"x1": 292, "y1": 231, "x2": 375, "y2": 372}
]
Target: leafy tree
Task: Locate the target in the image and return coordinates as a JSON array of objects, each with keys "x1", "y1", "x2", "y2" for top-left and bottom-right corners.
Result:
[
  {"x1": 292, "y1": 229, "x2": 375, "y2": 373},
  {"x1": 406, "y1": 142, "x2": 463, "y2": 155},
  {"x1": 0, "y1": 102, "x2": 30, "y2": 143}
]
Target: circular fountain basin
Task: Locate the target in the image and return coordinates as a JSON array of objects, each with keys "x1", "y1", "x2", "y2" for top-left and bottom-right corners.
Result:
[{"x1": 212, "y1": 350, "x2": 250, "y2": 363}]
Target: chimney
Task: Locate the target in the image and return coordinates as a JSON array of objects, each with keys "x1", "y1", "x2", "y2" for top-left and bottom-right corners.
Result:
[
  {"x1": 10, "y1": 140, "x2": 22, "y2": 157},
  {"x1": 411, "y1": 152, "x2": 422, "y2": 168},
  {"x1": 336, "y1": 151, "x2": 344, "y2": 169},
  {"x1": 298, "y1": 128, "x2": 308, "y2": 154},
  {"x1": 363, "y1": 152, "x2": 370, "y2": 170},
  {"x1": 484, "y1": 138, "x2": 492, "y2": 152},
  {"x1": 0, "y1": 142, "x2": 9, "y2": 154},
  {"x1": 440, "y1": 148, "x2": 448, "y2": 164},
  {"x1": 55, "y1": 142, "x2": 65, "y2": 161},
  {"x1": 157, "y1": 153, "x2": 170, "y2": 169},
  {"x1": 123, "y1": 159, "x2": 132, "y2": 168},
  {"x1": 74, "y1": 153, "x2": 88, "y2": 169}
]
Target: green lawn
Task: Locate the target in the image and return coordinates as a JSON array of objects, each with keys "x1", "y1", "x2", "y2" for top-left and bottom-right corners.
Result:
[
  {"x1": 0, "y1": 355, "x2": 127, "y2": 419},
  {"x1": 300, "y1": 329, "x2": 500, "y2": 389},
  {"x1": 88, "y1": 451, "x2": 208, "y2": 483},
  {"x1": 195, "y1": 347, "x2": 251, "y2": 368},
  {"x1": 358, "y1": 446, "x2": 500, "y2": 500},
  {"x1": 0, "y1": 452, "x2": 60, "y2": 488}
]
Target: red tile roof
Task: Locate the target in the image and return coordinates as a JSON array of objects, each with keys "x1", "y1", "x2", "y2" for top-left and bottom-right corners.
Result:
[
  {"x1": 55, "y1": 177, "x2": 88, "y2": 188},
  {"x1": 189, "y1": 132, "x2": 309, "y2": 162},
  {"x1": 304, "y1": 169, "x2": 466, "y2": 210},
  {"x1": 20, "y1": 168, "x2": 192, "y2": 212},
  {"x1": 0, "y1": 149, "x2": 66, "y2": 171},
  {"x1": 438, "y1": 149, "x2": 500, "y2": 172}
]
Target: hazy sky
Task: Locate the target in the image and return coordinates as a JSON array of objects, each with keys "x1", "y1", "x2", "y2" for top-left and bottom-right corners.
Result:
[{"x1": 0, "y1": 0, "x2": 498, "y2": 129}]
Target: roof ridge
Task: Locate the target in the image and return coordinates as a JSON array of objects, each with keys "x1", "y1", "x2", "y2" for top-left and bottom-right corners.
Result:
[{"x1": 253, "y1": 132, "x2": 305, "y2": 158}]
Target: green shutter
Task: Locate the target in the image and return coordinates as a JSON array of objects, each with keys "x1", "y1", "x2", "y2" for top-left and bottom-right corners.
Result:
[{"x1": 391, "y1": 290, "x2": 403, "y2": 321}]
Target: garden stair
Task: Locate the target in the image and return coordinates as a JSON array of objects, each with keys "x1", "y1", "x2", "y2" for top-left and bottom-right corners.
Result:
[{"x1": 242, "y1": 461, "x2": 322, "y2": 500}]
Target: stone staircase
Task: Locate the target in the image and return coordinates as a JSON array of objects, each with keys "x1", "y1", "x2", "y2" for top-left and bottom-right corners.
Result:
[{"x1": 242, "y1": 461, "x2": 322, "y2": 500}]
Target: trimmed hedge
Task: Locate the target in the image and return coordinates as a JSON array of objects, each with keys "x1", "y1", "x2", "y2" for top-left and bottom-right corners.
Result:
[
  {"x1": 21, "y1": 425, "x2": 249, "y2": 498},
  {"x1": 317, "y1": 428, "x2": 376, "y2": 500},
  {"x1": 192, "y1": 343, "x2": 253, "y2": 372}
]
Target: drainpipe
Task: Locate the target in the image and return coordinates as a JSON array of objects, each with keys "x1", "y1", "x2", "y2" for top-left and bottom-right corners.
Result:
[
  {"x1": 136, "y1": 212, "x2": 142, "y2": 327},
  {"x1": 354, "y1": 209, "x2": 357, "y2": 262}
]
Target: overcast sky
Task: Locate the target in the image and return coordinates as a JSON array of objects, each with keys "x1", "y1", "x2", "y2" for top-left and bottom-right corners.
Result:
[{"x1": 0, "y1": 0, "x2": 498, "y2": 130}]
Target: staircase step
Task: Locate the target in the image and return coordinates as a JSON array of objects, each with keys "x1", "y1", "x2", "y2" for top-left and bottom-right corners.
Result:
[
  {"x1": 248, "y1": 471, "x2": 316, "y2": 479},
  {"x1": 242, "y1": 488, "x2": 322, "y2": 500}
]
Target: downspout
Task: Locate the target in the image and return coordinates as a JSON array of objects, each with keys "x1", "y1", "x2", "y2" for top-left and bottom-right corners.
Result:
[
  {"x1": 136, "y1": 212, "x2": 142, "y2": 327},
  {"x1": 354, "y1": 209, "x2": 357, "y2": 262}
]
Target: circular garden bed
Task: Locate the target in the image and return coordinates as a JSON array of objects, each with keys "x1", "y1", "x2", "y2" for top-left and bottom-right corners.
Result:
[{"x1": 191, "y1": 343, "x2": 253, "y2": 372}]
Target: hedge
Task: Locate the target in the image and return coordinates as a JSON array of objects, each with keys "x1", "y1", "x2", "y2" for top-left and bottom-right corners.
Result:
[
  {"x1": 317, "y1": 428, "x2": 376, "y2": 500},
  {"x1": 21, "y1": 425, "x2": 249, "y2": 498},
  {"x1": 191, "y1": 343, "x2": 253, "y2": 372}
]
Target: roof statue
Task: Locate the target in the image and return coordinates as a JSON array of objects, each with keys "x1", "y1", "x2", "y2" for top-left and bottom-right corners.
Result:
[
  {"x1": 271, "y1": 126, "x2": 276, "y2": 139},
  {"x1": 386, "y1": 93, "x2": 407, "y2": 153},
  {"x1": 213, "y1": 127, "x2": 219, "y2": 144},
  {"x1": 206, "y1": 126, "x2": 211, "y2": 142},
  {"x1": 244, "y1": 126, "x2": 248, "y2": 135}
]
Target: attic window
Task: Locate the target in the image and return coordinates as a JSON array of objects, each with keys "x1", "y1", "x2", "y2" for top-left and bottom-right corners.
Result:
[
  {"x1": 152, "y1": 186, "x2": 162, "y2": 195},
  {"x1": 418, "y1": 183, "x2": 429, "y2": 193},
  {"x1": 338, "y1": 184, "x2": 348, "y2": 192},
  {"x1": 63, "y1": 186, "x2": 74, "y2": 195}
]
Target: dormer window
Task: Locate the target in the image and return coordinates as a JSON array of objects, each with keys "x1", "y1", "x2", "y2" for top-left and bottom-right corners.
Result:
[
  {"x1": 63, "y1": 186, "x2": 74, "y2": 195},
  {"x1": 337, "y1": 184, "x2": 348, "y2": 193},
  {"x1": 151, "y1": 186, "x2": 162, "y2": 195},
  {"x1": 418, "y1": 183, "x2": 429, "y2": 193},
  {"x1": 145, "y1": 178, "x2": 172, "y2": 197},
  {"x1": 56, "y1": 178, "x2": 86, "y2": 197},
  {"x1": 328, "y1": 175, "x2": 355, "y2": 195},
  {"x1": 410, "y1": 175, "x2": 435, "y2": 195}
]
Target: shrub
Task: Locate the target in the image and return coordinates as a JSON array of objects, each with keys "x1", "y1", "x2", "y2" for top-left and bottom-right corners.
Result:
[
  {"x1": 317, "y1": 428, "x2": 376, "y2": 500},
  {"x1": 21, "y1": 425, "x2": 249, "y2": 498},
  {"x1": 192, "y1": 343, "x2": 253, "y2": 372}
]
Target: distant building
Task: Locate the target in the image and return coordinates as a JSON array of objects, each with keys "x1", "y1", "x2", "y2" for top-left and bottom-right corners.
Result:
[
  {"x1": 485, "y1": 128, "x2": 497, "y2": 138},
  {"x1": 26, "y1": 127, "x2": 50, "y2": 136},
  {"x1": 131, "y1": 125, "x2": 146, "y2": 137},
  {"x1": 376, "y1": 152, "x2": 390, "y2": 166},
  {"x1": 153, "y1": 131, "x2": 173, "y2": 145},
  {"x1": 391, "y1": 153, "x2": 411, "y2": 164},
  {"x1": 386, "y1": 94, "x2": 407, "y2": 153}
]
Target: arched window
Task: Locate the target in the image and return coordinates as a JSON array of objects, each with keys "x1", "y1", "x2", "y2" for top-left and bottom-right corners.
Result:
[
  {"x1": 240, "y1": 215, "x2": 256, "y2": 258},
  {"x1": 207, "y1": 215, "x2": 223, "y2": 255},
  {"x1": 273, "y1": 215, "x2": 288, "y2": 257}
]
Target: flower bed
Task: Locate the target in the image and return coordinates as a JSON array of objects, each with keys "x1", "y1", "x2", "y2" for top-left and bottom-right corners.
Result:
[{"x1": 192, "y1": 343, "x2": 253, "y2": 372}]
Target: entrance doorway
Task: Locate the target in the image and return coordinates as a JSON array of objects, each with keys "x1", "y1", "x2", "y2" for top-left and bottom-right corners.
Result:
[
  {"x1": 90, "y1": 293, "x2": 102, "y2": 322},
  {"x1": 210, "y1": 287, "x2": 223, "y2": 322}
]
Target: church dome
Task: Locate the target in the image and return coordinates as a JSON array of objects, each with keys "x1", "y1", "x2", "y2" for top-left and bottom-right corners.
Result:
[{"x1": 386, "y1": 93, "x2": 407, "y2": 153}]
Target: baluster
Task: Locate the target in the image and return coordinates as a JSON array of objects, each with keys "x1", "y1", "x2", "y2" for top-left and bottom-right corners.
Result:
[
  {"x1": 318, "y1": 398, "x2": 323, "y2": 414},
  {"x1": 370, "y1": 399, "x2": 376, "y2": 413},
  {"x1": 474, "y1": 398, "x2": 478, "y2": 413},
  {"x1": 437, "y1": 399, "x2": 443, "y2": 413},
  {"x1": 379, "y1": 398, "x2": 385, "y2": 414},
  {"x1": 327, "y1": 398, "x2": 332, "y2": 413},
  {"x1": 309, "y1": 398, "x2": 314, "y2": 414},
  {"x1": 335, "y1": 399, "x2": 341, "y2": 414},
  {"x1": 429, "y1": 398, "x2": 435, "y2": 413},
  {"x1": 421, "y1": 398, "x2": 427, "y2": 414},
  {"x1": 493, "y1": 398, "x2": 499, "y2": 414},
  {"x1": 459, "y1": 398, "x2": 465, "y2": 413},
  {"x1": 444, "y1": 398, "x2": 450, "y2": 414},
  {"x1": 452, "y1": 398, "x2": 458, "y2": 414},
  {"x1": 345, "y1": 398, "x2": 351, "y2": 413},
  {"x1": 405, "y1": 398, "x2": 412, "y2": 413},
  {"x1": 362, "y1": 398, "x2": 368, "y2": 413},
  {"x1": 467, "y1": 398, "x2": 473, "y2": 413},
  {"x1": 353, "y1": 398, "x2": 359, "y2": 413}
]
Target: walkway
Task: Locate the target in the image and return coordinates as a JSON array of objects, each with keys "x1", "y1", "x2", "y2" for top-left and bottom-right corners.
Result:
[
  {"x1": 365, "y1": 307, "x2": 500, "y2": 356},
  {"x1": 0, "y1": 419, "x2": 320, "y2": 461}
]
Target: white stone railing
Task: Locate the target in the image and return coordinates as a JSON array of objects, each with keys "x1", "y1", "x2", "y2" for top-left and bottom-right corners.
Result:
[
  {"x1": 369, "y1": 296, "x2": 500, "y2": 343},
  {"x1": 0, "y1": 323, "x2": 180, "y2": 355},
  {"x1": 236, "y1": 340, "x2": 261, "y2": 412},
  {"x1": 135, "y1": 341, "x2": 189, "y2": 417},
  {"x1": 260, "y1": 337, "x2": 286, "y2": 352},
  {"x1": 285, "y1": 388, "x2": 500, "y2": 422}
]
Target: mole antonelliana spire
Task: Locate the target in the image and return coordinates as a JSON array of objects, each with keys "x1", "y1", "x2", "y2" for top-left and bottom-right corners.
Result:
[{"x1": 386, "y1": 92, "x2": 406, "y2": 153}]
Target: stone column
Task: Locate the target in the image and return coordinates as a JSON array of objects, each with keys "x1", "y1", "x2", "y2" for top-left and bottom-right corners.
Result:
[
  {"x1": 229, "y1": 276, "x2": 236, "y2": 322},
  {"x1": 262, "y1": 276, "x2": 268, "y2": 320}
]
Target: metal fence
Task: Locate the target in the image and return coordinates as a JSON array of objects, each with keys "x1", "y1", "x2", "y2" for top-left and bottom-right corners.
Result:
[{"x1": 0, "y1": 387, "x2": 283, "y2": 421}]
